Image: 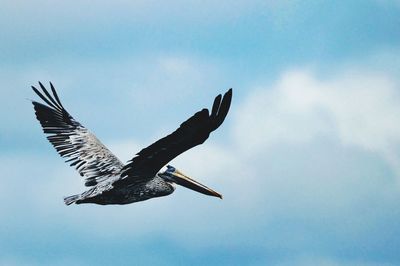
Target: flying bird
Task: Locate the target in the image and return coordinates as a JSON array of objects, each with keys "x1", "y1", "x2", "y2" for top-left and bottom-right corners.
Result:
[{"x1": 31, "y1": 82, "x2": 232, "y2": 205}]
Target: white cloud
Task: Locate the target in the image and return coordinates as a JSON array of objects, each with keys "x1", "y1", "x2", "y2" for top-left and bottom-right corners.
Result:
[{"x1": 234, "y1": 68, "x2": 400, "y2": 179}]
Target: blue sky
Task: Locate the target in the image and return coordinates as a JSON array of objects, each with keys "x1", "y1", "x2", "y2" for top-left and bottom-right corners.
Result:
[{"x1": 1, "y1": 1, "x2": 400, "y2": 265}]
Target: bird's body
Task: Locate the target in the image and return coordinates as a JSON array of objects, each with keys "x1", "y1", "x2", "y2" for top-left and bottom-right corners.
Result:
[
  {"x1": 31, "y1": 82, "x2": 232, "y2": 205},
  {"x1": 65, "y1": 176, "x2": 175, "y2": 205}
]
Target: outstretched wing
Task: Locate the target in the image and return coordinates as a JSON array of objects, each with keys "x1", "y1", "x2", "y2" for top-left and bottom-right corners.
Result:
[
  {"x1": 120, "y1": 89, "x2": 232, "y2": 183},
  {"x1": 31, "y1": 82, "x2": 124, "y2": 187}
]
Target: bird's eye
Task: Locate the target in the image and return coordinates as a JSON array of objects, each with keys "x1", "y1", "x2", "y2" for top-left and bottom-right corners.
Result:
[{"x1": 167, "y1": 165, "x2": 175, "y2": 172}]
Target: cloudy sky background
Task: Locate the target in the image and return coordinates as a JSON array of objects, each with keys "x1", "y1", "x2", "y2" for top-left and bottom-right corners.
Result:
[{"x1": 1, "y1": 1, "x2": 400, "y2": 265}]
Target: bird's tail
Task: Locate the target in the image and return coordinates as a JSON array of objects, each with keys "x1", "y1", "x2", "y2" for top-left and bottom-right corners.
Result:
[{"x1": 63, "y1": 194, "x2": 81, "y2": 205}]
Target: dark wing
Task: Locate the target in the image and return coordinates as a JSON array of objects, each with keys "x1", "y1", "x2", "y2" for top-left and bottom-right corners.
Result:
[
  {"x1": 31, "y1": 82, "x2": 124, "y2": 187},
  {"x1": 119, "y1": 89, "x2": 232, "y2": 184}
]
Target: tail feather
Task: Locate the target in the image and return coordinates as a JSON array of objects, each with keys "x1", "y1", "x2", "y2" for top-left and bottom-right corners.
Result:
[{"x1": 64, "y1": 194, "x2": 80, "y2": 205}]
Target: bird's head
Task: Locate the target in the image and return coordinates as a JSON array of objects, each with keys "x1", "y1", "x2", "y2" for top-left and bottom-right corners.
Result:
[{"x1": 158, "y1": 165, "x2": 222, "y2": 199}]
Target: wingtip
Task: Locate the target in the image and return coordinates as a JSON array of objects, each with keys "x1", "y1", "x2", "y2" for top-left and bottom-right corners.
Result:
[
  {"x1": 49, "y1": 81, "x2": 56, "y2": 91},
  {"x1": 225, "y1": 88, "x2": 233, "y2": 102}
]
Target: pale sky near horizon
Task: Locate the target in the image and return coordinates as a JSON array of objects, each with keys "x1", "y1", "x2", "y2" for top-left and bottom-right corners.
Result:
[{"x1": 1, "y1": 1, "x2": 400, "y2": 265}]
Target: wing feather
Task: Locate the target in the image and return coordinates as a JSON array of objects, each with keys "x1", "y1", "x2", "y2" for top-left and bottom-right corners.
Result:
[
  {"x1": 119, "y1": 89, "x2": 232, "y2": 184},
  {"x1": 32, "y1": 82, "x2": 124, "y2": 187}
]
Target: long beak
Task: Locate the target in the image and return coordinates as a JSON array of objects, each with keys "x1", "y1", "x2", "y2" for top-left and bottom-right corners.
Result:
[{"x1": 170, "y1": 170, "x2": 222, "y2": 199}]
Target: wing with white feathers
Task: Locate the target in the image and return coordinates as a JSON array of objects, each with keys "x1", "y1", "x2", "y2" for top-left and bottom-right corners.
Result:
[{"x1": 31, "y1": 82, "x2": 124, "y2": 187}]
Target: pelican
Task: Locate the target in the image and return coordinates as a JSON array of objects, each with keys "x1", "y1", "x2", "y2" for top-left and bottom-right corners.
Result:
[{"x1": 31, "y1": 82, "x2": 232, "y2": 205}]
